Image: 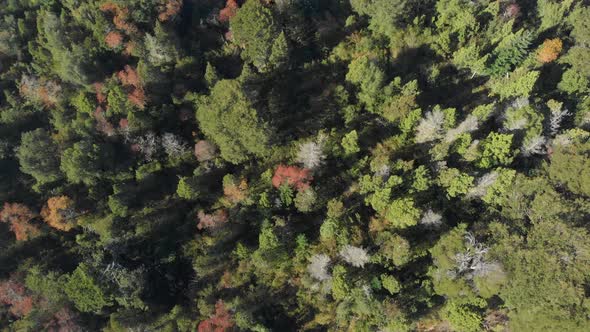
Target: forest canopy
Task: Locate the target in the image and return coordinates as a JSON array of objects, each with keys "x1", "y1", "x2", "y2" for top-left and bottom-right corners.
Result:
[{"x1": 1, "y1": 0, "x2": 590, "y2": 331}]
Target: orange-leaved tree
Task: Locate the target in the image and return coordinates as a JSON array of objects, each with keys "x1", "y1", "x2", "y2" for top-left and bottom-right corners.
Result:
[
  {"x1": 537, "y1": 38, "x2": 562, "y2": 63},
  {"x1": 41, "y1": 196, "x2": 77, "y2": 231}
]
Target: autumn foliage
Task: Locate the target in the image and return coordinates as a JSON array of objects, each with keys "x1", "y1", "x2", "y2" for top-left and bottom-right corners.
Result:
[
  {"x1": 117, "y1": 65, "x2": 146, "y2": 109},
  {"x1": 272, "y1": 165, "x2": 312, "y2": 191},
  {"x1": 197, "y1": 300, "x2": 234, "y2": 332},
  {"x1": 194, "y1": 140, "x2": 217, "y2": 162},
  {"x1": 537, "y1": 38, "x2": 563, "y2": 63},
  {"x1": 197, "y1": 210, "x2": 229, "y2": 230},
  {"x1": 41, "y1": 196, "x2": 76, "y2": 231},
  {"x1": 19, "y1": 75, "x2": 61, "y2": 108},
  {"x1": 223, "y1": 178, "x2": 248, "y2": 204},
  {"x1": 0, "y1": 203, "x2": 39, "y2": 241},
  {"x1": 100, "y1": 3, "x2": 138, "y2": 34},
  {"x1": 159, "y1": 0, "x2": 183, "y2": 22},
  {"x1": 44, "y1": 308, "x2": 81, "y2": 332},
  {"x1": 219, "y1": 0, "x2": 239, "y2": 23},
  {"x1": 0, "y1": 278, "x2": 34, "y2": 317},
  {"x1": 105, "y1": 31, "x2": 123, "y2": 48}
]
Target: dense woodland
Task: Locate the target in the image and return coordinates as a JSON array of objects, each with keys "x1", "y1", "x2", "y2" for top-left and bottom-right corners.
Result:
[{"x1": 1, "y1": 0, "x2": 590, "y2": 331}]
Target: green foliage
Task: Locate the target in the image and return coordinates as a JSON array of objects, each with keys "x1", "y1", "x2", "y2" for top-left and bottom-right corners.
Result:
[
  {"x1": 487, "y1": 30, "x2": 532, "y2": 77},
  {"x1": 196, "y1": 80, "x2": 270, "y2": 163},
  {"x1": 17, "y1": 128, "x2": 62, "y2": 186},
  {"x1": 65, "y1": 264, "x2": 112, "y2": 313},
  {"x1": 61, "y1": 141, "x2": 112, "y2": 186},
  {"x1": 441, "y1": 301, "x2": 482, "y2": 332},
  {"x1": 331, "y1": 265, "x2": 349, "y2": 300},
  {"x1": 380, "y1": 274, "x2": 400, "y2": 294},
  {"x1": 477, "y1": 133, "x2": 515, "y2": 168},
  {"x1": 488, "y1": 68, "x2": 539, "y2": 100},
  {"x1": 385, "y1": 198, "x2": 420, "y2": 229},
  {"x1": 341, "y1": 130, "x2": 360, "y2": 155},
  {"x1": 548, "y1": 137, "x2": 590, "y2": 196},
  {"x1": 496, "y1": 221, "x2": 590, "y2": 331},
  {"x1": 176, "y1": 176, "x2": 199, "y2": 200},
  {"x1": 438, "y1": 168, "x2": 474, "y2": 198},
  {"x1": 230, "y1": 0, "x2": 280, "y2": 70}
]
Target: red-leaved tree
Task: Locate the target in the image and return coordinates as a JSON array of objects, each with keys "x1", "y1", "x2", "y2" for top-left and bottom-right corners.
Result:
[
  {"x1": 197, "y1": 210, "x2": 228, "y2": 230},
  {"x1": 159, "y1": 0, "x2": 183, "y2": 22},
  {"x1": 219, "y1": 0, "x2": 239, "y2": 23},
  {"x1": 197, "y1": 300, "x2": 234, "y2": 332},
  {"x1": 0, "y1": 278, "x2": 34, "y2": 317},
  {"x1": 0, "y1": 203, "x2": 40, "y2": 241},
  {"x1": 272, "y1": 165, "x2": 312, "y2": 191}
]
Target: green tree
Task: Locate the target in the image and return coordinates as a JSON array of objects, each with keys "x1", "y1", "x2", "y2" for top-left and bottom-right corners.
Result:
[
  {"x1": 16, "y1": 128, "x2": 62, "y2": 186},
  {"x1": 477, "y1": 133, "x2": 515, "y2": 168},
  {"x1": 341, "y1": 130, "x2": 360, "y2": 155},
  {"x1": 196, "y1": 79, "x2": 270, "y2": 163},
  {"x1": 548, "y1": 137, "x2": 590, "y2": 197},
  {"x1": 64, "y1": 264, "x2": 112, "y2": 313},
  {"x1": 385, "y1": 197, "x2": 420, "y2": 229},
  {"x1": 61, "y1": 141, "x2": 112, "y2": 186},
  {"x1": 230, "y1": 0, "x2": 280, "y2": 70}
]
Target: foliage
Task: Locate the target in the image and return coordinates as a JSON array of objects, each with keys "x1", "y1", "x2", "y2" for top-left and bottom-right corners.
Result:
[
  {"x1": 17, "y1": 129, "x2": 62, "y2": 186},
  {"x1": 41, "y1": 196, "x2": 77, "y2": 231},
  {"x1": 196, "y1": 80, "x2": 270, "y2": 163},
  {"x1": 0, "y1": 1, "x2": 589, "y2": 330}
]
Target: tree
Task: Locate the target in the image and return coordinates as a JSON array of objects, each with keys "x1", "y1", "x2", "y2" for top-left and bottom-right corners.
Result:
[
  {"x1": 272, "y1": 165, "x2": 312, "y2": 191},
  {"x1": 197, "y1": 300, "x2": 234, "y2": 332},
  {"x1": 0, "y1": 277, "x2": 34, "y2": 317},
  {"x1": 537, "y1": 38, "x2": 562, "y2": 63},
  {"x1": 548, "y1": 137, "x2": 590, "y2": 197},
  {"x1": 341, "y1": 130, "x2": 360, "y2": 155},
  {"x1": 339, "y1": 245, "x2": 370, "y2": 268},
  {"x1": 230, "y1": 0, "x2": 280, "y2": 70},
  {"x1": 477, "y1": 133, "x2": 515, "y2": 168},
  {"x1": 308, "y1": 254, "x2": 331, "y2": 281},
  {"x1": 488, "y1": 68, "x2": 539, "y2": 100},
  {"x1": 296, "y1": 134, "x2": 326, "y2": 170},
  {"x1": 196, "y1": 80, "x2": 270, "y2": 163},
  {"x1": 64, "y1": 264, "x2": 112, "y2": 313},
  {"x1": 41, "y1": 196, "x2": 77, "y2": 231},
  {"x1": 16, "y1": 128, "x2": 62, "y2": 186},
  {"x1": 219, "y1": 0, "x2": 239, "y2": 23},
  {"x1": 385, "y1": 198, "x2": 420, "y2": 229},
  {"x1": 194, "y1": 140, "x2": 217, "y2": 162},
  {"x1": 61, "y1": 141, "x2": 113, "y2": 186},
  {"x1": 0, "y1": 203, "x2": 40, "y2": 241},
  {"x1": 197, "y1": 210, "x2": 228, "y2": 230},
  {"x1": 495, "y1": 221, "x2": 590, "y2": 331},
  {"x1": 438, "y1": 168, "x2": 474, "y2": 198}
]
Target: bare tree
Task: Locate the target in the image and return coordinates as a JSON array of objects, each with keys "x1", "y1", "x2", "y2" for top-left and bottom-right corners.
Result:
[
  {"x1": 445, "y1": 115, "x2": 479, "y2": 143},
  {"x1": 296, "y1": 133, "x2": 326, "y2": 169},
  {"x1": 468, "y1": 172, "x2": 499, "y2": 199},
  {"x1": 452, "y1": 232, "x2": 501, "y2": 279},
  {"x1": 135, "y1": 132, "x2": 159, "y2": 161},
  {"x1": 162, "y1": 133, "x2": 188, "y2": 157},
  {"x1": 308, "y1": 254, "x2": 331, "y2": 281},
  {"x1": 521, "y1": 135, "x2": 547, "y2": 157},
  {"x1": 415, "y1": 109, "x2": 445, "y2": 143},
  {"x1": 339, "y1": 245, "x2": 370, "y2": 268},
  {"x1": 549, "y1": 106, "x2": 570, "y2": 136},
  {"x1": 420, "y1": 209, "x2": 443, "y2": 228}
]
